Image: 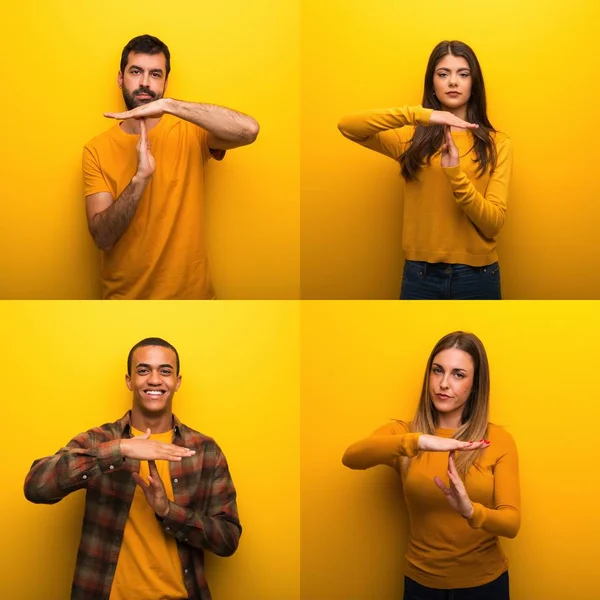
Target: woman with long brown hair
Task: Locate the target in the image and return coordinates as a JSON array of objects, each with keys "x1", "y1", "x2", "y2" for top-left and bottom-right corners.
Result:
[
  {"x1": 338, "y1": 41, "x2": 512, "y2": 299},
  {"x1": 342, "y1": 331, "x2": 520, "y2": 599}
]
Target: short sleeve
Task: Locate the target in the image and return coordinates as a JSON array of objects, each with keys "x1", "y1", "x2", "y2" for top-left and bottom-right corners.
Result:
[
  {"x1": 197, "y1": 127, "x2": 225, "y2": 163},
  {"x1": 82, "y1": 145, "x2": 111, "y2": 197}
]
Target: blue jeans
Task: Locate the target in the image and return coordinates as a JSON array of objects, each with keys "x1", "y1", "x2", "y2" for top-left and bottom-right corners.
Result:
[
  {"x1": 403, "y1": 571, "x2": 509, "y2": 600},
  {"x1": 400, "y1": 260, "x2": 502, "y2": 300}
]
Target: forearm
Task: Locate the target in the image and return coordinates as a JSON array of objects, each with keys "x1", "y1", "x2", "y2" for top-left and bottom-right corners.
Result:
[
  {"x1": 442, "y1": 168, "x2": 507, "y2": 238},
  {"x1": 165, "y1": 98, "x2": 259, "y2": 145},
  {"x1": 338, "y1": 106, "x2": 432, "y2": 141},
  {"x1": 342, "y1": 433, "x2": 420, "y2": 470},
  {"x1": 89, "y1": 176, "x2": 149, "y2": 251},
  {"x1": 158, "y1": 502, "x2": 241, "y2": 556},
  {"x1": 466, "y1": 503, "x2": 520, "y2": 538},
  {"x1": 24, "y1": 440, "x2": 124, "y2": 503}
]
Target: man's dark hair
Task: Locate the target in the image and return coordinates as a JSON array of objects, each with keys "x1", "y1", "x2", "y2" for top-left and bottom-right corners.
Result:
[
  {"x1": 120, "y1": 34, "x2": 171, "y2": 77},
  {"x1": 127, "y1": 337, "x2": 180, "y2": 375}
]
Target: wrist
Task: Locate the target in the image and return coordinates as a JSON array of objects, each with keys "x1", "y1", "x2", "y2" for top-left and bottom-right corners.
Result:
[
  {"x1": 162, "y1": 97, "x2": 177, "y2": 116},
  {"x1": 461, "y1": 503, "x2": 474, "y2": 519},
  {"x1": 132, "y1": 173, "x2": 151, "y2": 186},
  {"x1": 119, "y1": 439, "x2": 129, "y2": 458}
]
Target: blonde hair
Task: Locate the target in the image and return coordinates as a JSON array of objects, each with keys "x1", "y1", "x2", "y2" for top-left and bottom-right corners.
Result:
[{"x1": 400, "y1": 331, "x2": 490, "y2": 478}]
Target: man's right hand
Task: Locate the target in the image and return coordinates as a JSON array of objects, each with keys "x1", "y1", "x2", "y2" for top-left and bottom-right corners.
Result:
[
  {"x1": 429, "y1": 110, "x2": 478, "y2": 130},
  {"x1": 418, "y1": 435, "x2": 489, "y2": 452},
  {"x1": 120, "y1": 429, "x2": 195, "y2": 462},
  {"x1": 134, "y1": 119, "x2": 156, "y2": 181}
]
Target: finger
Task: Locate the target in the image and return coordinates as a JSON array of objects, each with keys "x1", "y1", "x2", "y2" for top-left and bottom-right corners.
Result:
[
  {"x1": 433, "y1": 476, "x2": 451, "y2": 495},
  {"x1": 148, "y1": 460, "x2": 160, "y2": 478},
  {"x1": 103, "y1": 112, "x2": 128, "y2": 119},
  {"x1": 147, "y1": 475, "x2": 161, "y2": 490},
  {"x1": 455, "y1": 440, "x2": 487, "y2": 451},
  {"x1": 163, "y1": 444, "x2": 196, "y2": 457},
  {"x1": 140, "y1": 119, "x2": 147, "y2": 139},
  {"x1": 448, "y1": 454, "x2": 458, "y2": 478},
  {"x1": 132, "y1": 472, "x2": 149, "y2": 490}
]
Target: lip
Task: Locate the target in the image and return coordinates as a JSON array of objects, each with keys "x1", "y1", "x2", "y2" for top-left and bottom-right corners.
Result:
[
  {"x1": 446, "y1": 92, "x2": 460, "y2": 97},
  {"x1": 143, "y1": 389, "x2": 166, "y2": 397},
  {"x1": 136, "y1": 94, "x2": 152, "y2": 99},
  {"x1": 436, "y1": 393, "x2": 451, "y2": 400}
]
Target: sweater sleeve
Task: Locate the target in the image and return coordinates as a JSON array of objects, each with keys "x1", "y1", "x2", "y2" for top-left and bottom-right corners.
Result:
[
  {"x1": 342, "y1": 421, "x2": 421, "y2": 470},
  {"x1": 441, "y1": 134, "x2": 513, "y2": 239},
  {"x1": 466, "y1": 429, "x2": 520, "y2": 538},
  {"x1": 338, "y1": 106, "x2": 433, "y2": 160}
]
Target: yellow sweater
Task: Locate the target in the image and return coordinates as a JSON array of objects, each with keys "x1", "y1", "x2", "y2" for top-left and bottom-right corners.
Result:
[
  {"x1": 344, "y1": 421, "x2": 520, "y2": 589},
  {"x1": 338, "y1": 106, "x2": 513, "y2": 267}
]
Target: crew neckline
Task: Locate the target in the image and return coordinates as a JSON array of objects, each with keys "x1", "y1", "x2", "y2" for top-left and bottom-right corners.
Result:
[
  {"x1": 435, "y1": 427, "x2": 458, "y2": 438},
  {"x1": 114, "y1": 115, "x2": 166, "y2": 138}
]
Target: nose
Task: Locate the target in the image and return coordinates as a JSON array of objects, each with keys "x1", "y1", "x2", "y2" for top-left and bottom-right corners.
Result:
[
  {"x1": 148, "y1": 369, "x2": 161, "y2": 385},
  {"x1": 448, "y1": 74, "x2": 458, "y2": 87},
  {"x1": 140, "y1": 72, "x2": 152, "y2": 88},
  {"x1": 440, "y1": 373, "x2": 450, "y2": 389}
]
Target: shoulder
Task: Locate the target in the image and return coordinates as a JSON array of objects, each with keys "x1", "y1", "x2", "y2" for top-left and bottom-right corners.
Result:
[
  {"x1": 178, "y1": 422, "x2": 223, "y2": 452},
  {"x1": 83, "y1": 123, "x2": 121, "y2": 151},
  {"x1": 70, "y1": 415, "x2": 124, "y2": 445},
  {"x1": 491, "y1": 130, "x2": 511, "y2": 149},
  {"x1": 372, "y1": 419, "x2": 412, "y2": 436},
  {"x1": 487, "y1": 423, "x2": 517, "y2": 450}
]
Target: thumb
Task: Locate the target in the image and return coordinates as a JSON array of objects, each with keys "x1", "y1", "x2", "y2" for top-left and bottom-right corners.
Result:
[{"x1": 142, "y1": 428, "x2": 151, "y2": 439}]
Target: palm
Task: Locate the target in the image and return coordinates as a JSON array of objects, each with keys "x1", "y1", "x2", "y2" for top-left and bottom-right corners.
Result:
[
  {"x1": 104, "y1": 98, "x2": 166, "y2": 121},
  {"x1": 434, "y1": 451, "x2": 473, "y2": 517},
  {"x1": 440, "y1": 126, "x2": 459, "y2": 168},
  {"x1": 132, "y1": 460, "x2": 169, "y2": 516}
]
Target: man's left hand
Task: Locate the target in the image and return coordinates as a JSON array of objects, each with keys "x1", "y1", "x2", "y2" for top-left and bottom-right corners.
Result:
[
  {"x1": 104, "y1": 98, "x2": 170, "y2": 121},
  {"x1": 132, "y1": 460, "x2": 170, "y2": 518}
]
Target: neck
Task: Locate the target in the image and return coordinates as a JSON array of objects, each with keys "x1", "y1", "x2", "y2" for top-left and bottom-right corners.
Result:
[
  {"x1": 443, "y1": 104, "x2": 468, "y2": 126},
  {"x1": 437, "y1": 411, "x2": 462, "y2": 429},
  {"x1": 130, "y1": 408, "x2": 173, "y2": 434},
  {"x1": 120, "y1": 116, "x2": 161, "y2": 135}
]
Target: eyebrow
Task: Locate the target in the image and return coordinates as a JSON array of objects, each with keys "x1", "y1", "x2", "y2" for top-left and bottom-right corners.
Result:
[
  {"x1": 136, "y1": 362, "x2": 174, "y2": 370},
  {"x1": 128, "y1": 65, "x2": 164, "y2": 75},
  {"x1": 432, "y1": 362, "x2": 468, "y2": 373},
  {"x1": 436, "y1": 67, "x2": 470, "y2": 72}
]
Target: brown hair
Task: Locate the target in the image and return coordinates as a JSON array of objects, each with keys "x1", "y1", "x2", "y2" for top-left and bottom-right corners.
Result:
[
  {"x1": 399, "y1": 40, "x2": 498, "y2": 181},
  {"x1": 400, "y1": 331, "x2": 490, "y2": 477}
]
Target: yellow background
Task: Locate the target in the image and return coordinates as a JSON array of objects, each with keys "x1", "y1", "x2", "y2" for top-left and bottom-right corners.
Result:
[
  {"x1": 301, "y1": 0, "x2": 600, "y2": 299},
  {"x1": 0, "y1": 0, "x2": 299, "y2": 299},
  {"x1": 2, "y1": 301, "x2": 299, "y2": 600},
  {"x1": 301, "y1": 301, "x2": 600, "y2": 599}
]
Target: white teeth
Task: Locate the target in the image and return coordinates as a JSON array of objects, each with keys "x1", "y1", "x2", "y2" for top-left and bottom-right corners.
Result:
[{"x1": 146, "y1": 390, "x2": 164, "y2": 396}]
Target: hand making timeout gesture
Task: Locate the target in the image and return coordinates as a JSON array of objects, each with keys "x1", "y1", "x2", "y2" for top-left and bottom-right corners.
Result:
[
  {"x1": 122, "y1": 428, "x2": 196, "y2": 518},
  {"x1": 434, "y1": 448, "x2": 487, "y2": 518},
  {"x1": 132, "y1": 459, "x2": 170, "y2": 518},
  {"x1": 134, "y1": 119, "x2": 155, "y2": 181}
]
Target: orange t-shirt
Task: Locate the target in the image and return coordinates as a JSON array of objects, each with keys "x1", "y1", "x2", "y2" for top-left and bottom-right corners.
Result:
[
  {"x1": 109, "y1": 428, "x2": 188, "y2": 600},
  {"x1": 83, "y1": 115, "x2": 224, "y2": 299}
]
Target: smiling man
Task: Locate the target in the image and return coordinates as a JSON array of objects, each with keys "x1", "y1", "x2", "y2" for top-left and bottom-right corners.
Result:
[
  {"x1": 83, "y1": 34, "x2": 260, "y2": 299},
  {"x1": 24, "y1": 337, "x2": 240, "y2": 600}
]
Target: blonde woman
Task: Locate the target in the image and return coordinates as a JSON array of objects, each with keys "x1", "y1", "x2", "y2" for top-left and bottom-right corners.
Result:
[{"x1": 342, "y1": 331, "x2": 520, "y2": 599}]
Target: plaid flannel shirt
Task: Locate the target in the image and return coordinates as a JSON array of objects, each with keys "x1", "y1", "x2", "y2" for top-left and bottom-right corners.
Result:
[{"x1": 24, "y1": 411, "x2": 241, "y2": 600}]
